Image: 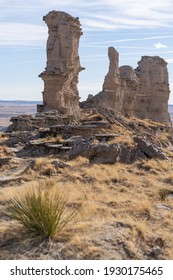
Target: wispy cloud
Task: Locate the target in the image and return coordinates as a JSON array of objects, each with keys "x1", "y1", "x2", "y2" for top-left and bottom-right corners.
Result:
[
  {"x1": 88, "y1": 36, "x2": 173, "y2": 45},
  {"x1": 154, "y1": 43, "x2": 168, "y2": 49},
  {"x1": 0, "y1": 23, "x2": 46, "y2": 45},
  {"x1": 0, "y1": 60, "x2": 44, "y2": 67},
  {"x1": 1, "y1": 0, "x2": 173, "y2": 32}
]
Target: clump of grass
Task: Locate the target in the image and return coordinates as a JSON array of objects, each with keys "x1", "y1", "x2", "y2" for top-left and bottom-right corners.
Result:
[
  {"x1": 33, "y1": 158, "x2": 57, "y2": 176},
  {"x1": 4, "y1": 186, "x2": 75, "y2": 238},
  {"x1": 0, "y1": 145, "x2": 14, "y2": 157}
]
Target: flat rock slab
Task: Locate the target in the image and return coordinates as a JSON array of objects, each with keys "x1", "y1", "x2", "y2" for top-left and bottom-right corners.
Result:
[
  {"x1": 60, "y1": 146, "x2": 72, "y2": 150},
  {"x1": 94, "y1": 133, "x2": 120, "y2": 141},
  {"x1": 82, "y1": 121, "x2": 110, "y2": 128},
  {"x1": 45, "y1": 143, "x2": 63, "y2": 148}
]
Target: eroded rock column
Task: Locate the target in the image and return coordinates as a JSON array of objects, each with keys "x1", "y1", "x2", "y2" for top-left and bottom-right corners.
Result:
[
  {"x1": 81, "y1": 47, "x2": 123, "y2": 112},
  {"x1": 134, "y1": 56, "x2": 171, "y2": 123},
  {"x1": 38, "y1": 11, "x2": 84, "y2": 116},
  {"x1": 120, "y1": 66, "x2": 139, "y2": 117},
  {"x1": 99, "y1": 47, "x2": 123, "y2": 111}
]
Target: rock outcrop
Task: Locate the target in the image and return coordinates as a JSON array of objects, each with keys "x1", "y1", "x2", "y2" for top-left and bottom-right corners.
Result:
[
  {"x1": 120, "y1": 66, "x2": 139, "y2": 117},
  {"x1": 38, "y1": 11, "x2": 84, "y2": 117},
  {"x1": 81, "y1": 47, "x2": 123, "y2": 112},
  {"x1": 134, "y1": 56, "x2": 171, "y2": 123},
  {"x1": 81, "y1": 48, "x2": 171, "y2": 123}
]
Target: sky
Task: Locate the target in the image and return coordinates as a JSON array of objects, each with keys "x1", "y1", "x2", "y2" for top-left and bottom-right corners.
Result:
[{"x1": 0, "y1": 0, "x2": 173, "y2": 103}]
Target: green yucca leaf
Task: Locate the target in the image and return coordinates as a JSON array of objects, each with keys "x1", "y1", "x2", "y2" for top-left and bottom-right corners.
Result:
[{"x1": 5, "y1": 186, "x2": 75, "y2": 238}]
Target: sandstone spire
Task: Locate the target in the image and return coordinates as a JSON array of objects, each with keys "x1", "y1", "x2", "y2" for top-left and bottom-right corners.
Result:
[
  {"x1": 120, "y1": 65, "x2": 139, "y2": 117},
  {"x1": 81, "y1": 47, "x2": 123, "y2": 111},
  {"x1": 134, "y1": 56, "x2": 171, "y2": 123},
  {"x1": 38, "y1": 11, "x2": 84, "y2": 116}
]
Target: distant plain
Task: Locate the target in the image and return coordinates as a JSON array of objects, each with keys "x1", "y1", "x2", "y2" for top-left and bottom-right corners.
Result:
[{"x1": 0, "y1": 101, "x2": 173, "y2": 130}]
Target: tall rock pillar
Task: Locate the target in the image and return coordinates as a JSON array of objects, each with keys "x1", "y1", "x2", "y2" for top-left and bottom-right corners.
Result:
[
  {"x1": 134, "y1": 56, "x2": 171, "y2": 123},
  {"x1": 38, "y1": 11, "x2": 84, "y2": 116},
  {"x1": 80, "y1": 47, "x2": 123, "y2": 112}
]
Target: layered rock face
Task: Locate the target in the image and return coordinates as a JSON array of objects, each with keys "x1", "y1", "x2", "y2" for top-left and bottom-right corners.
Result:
[
  {"x1": 134, "y1": 56, "x2": 171, "y2": 123},
  {"x1": 39, "y1": 11, "x2": 84, "y2": 117}
]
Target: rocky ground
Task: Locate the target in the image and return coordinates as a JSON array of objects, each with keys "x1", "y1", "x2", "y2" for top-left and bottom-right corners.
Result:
[{"x1": 0, "y1": 110, "x2": 173, "y2": 259}]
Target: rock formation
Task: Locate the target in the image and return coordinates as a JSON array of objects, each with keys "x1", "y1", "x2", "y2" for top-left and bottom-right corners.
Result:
[
  {"x1": 134, "y1": 56, "x2": 171, "y2": 123},
  {"x1": 38, "y1": 11, "x2": 84, "y2": 117},
  {"x1": 81, "y1": 47, "x2": 123, "y2": 112},
  {"x1": 81, "y1": 47, "x2": 171, "y2": 123},
  {"x1": 120, "y1": 66, "x2": 139, "y2": 117}
]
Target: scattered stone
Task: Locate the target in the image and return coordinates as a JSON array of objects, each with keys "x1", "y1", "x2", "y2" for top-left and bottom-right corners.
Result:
[
  {"x1": 151, "y1": 246, "x2": 162, "y2": 258},
  {"x1": 94, "y1": 133, "x2": 120, "y2": 142},
  {"x1": 51, "y1": 160, "x2": 70, "y2": 169},
  {"x1": 134, "y1": 137, "x2": 168, "y2": 160}
]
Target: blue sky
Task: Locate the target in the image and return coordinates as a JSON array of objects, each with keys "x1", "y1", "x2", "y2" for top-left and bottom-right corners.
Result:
[{"x1": 1, "y1": 0, "x2": 173, "y2": 103}]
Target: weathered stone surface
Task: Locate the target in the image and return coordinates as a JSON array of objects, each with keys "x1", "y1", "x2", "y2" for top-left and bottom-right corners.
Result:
[
  {"x1": 134, "y1": 137, "x2": 168, "y2": 160},
  {"x1": 6, "y1": 111, "x2": 75, "y2": 132},
  {"x1": 6, "y1": 115, "x2": 36, "y2": 132},
  {"x1": 120, "y1": 66, "x2": 139, "y2": 117},
  {"x1": 67, "y1": 135, "x2": 168, "y2": 164},
  {"x1": 134, "y1": 56, "x2": 171, "y2": 123},
  {"x1": 3, "y1": 132, "x2": 36, "y2": 147},
  {"x1": 39, "y1": 11, "x2": 84, "y2": 116},
  {"x1": 81, "y1": 48, "x2": 171, "y2": 124},
  {"x1": 81, "y1": 47, "x2": 123, "y2": 112}
]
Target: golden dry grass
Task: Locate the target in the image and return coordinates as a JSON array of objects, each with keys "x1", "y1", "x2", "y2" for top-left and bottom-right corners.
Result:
[
  {"x1": 1, "y1": 156, "x2": 173, "y2": 259},
  {"x1": 0, "y1": 113, "x2": 173, "y2": 259},
  {"x1": 0, "y1": 145, "x2": 14, "y2": 157}
]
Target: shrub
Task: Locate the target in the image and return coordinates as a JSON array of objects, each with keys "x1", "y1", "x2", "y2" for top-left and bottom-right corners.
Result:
[{"x1": 5, "y1": 186, "x2": 74, "y2": 238}]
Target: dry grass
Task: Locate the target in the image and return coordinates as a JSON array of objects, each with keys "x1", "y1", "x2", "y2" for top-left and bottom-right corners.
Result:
[
  {"x1": 3, "y1": 181, "x2": 75, "y2": 238},
  {"x1": 109, "y1": 134, "x2": 134, "y2": 147},
  {"x1": 0, "y1": 145, "x2": 14, "y2": 157},
  {"x1": 0, "y1": 155, "x2": 173, "y2": 259},
  {"x1": 29, "y1": 158, "x2": 57, "y2": 176}
]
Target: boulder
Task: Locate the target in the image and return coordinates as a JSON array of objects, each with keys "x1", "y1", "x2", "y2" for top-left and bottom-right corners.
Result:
[{"x1": 134, "y1": 137, "x2": 168, "y2": 160}]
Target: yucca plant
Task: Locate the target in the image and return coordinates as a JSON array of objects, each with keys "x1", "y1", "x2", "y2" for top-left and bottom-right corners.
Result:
[{"x1": 5, "y1": 187, "x2": 74, "y2": 238}]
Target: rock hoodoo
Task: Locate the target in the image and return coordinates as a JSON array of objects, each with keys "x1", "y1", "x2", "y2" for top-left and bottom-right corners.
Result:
[
  {"x1": 134, "y1": 56, "x2": 171, "y2": 123},
  {"x1": 81, "y1": 47, "x2": 123, "y2": 112},
  {"x1": 38, "y1": 11, "x2": 84, "y2": 117},
  {"x1": 81, "y1": 47, "x2": 171, "y2": 123},
  {"x1": 120, "y1": 66, "x2": 139, "y2": 117}
]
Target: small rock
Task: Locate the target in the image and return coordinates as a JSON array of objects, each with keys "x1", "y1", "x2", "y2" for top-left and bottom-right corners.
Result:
[
  {"x1": 151, "y1": 246, "x2": 161, "y2": 257},
  {"x1": 51, "y1": 160, "x2": 70, "y2": 169}
]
